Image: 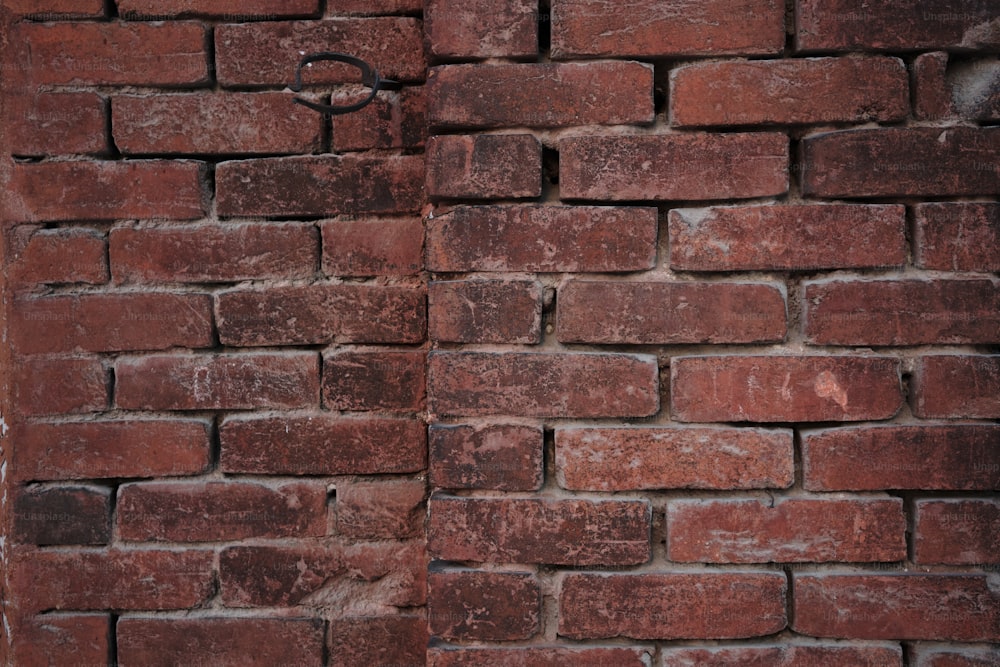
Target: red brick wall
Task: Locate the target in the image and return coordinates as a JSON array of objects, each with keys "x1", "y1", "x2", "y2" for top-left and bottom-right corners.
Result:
[{"x1": 1, "y1": 0, "x2": 999, "y2": 665}]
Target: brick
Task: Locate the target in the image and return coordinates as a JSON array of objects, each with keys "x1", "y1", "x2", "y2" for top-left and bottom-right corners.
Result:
[
  {"x1": 16, "y1": 22, "x2": 209, "y2": 85},
  {"x1": 13, "y1": 486, "x2": 111, "y2": 546},
  {"x1": 9, "y1": 227, "x2": 108, "y2": 286},
  {"x1": 12, "y1": 293, "x2": 213, "y2": 354},
  {"x1": 323, "y1": 350, "x2": 425, "y2": 411},
  {"x1": 914, "y1": 52, "x2": 953, "y2": 120},
  {"x1": 801, "y1": 127, "x2": 1000, "y2": 198},
  {"x1": 671, "y1": 356, "x2": 902, "y2": 423},
  {"x1": 215, "y1": 18, "x2": 425, "y2": 86},
  {"x1": 8, "y1": 92, "x2": 107, "y2": 156},
  {"x1": 428, "y1": 351, "x2": 659, "y2": 418},
  {"x1": 429, "y1": 570, "x2": 541, "y2": 641},
  {"x1": 220, "y1": 415, "x2": 426, "y2": 475},
  {"x1": 669, "y1": 204, "x2": 906, "y2": 271},
  {"x1": 11, "y1": 549, "x2": 214, "y2": 613},
  {"x1": 947, "y1": 59, "x2": 1000, "y2": 121},
  {"x1": 426, "y1": 134, "x2": 541, "y2": 200},
  {"x1": 117, "y1": 0, "x2": 319, "y2": 18},
  {"x1": 667, "y1": 498, "x2": 905, "y2": 563},
  {"x1": 430, "y1": 279, "x2": 542, "y2": 343},
  {"x1": 796, "y1": 0, "x2": 1000, "y2": 51},
  {"x1": 803, "y1": 425, "x2": 1000, "y2": 491},
  {"x1": 336, "y1": 479, "x2": 424, "y2": 539},
  {"x1": 559, "y1": 573, "x2": 786, "y2": 640},
  {"x1": 322, "y1": 218, "x2": 423, "y2": 277},
  {"x1": 327, "y1": 0, "x2": 422, "y2": 15},
  {"x1": 217, "y1": 285, "x2": 424, "y2": 346},
  {"x1": 6, "y1": 0, "x2": 104, "y2": 17},
  {"x1": 426, "y1": 0, "x2": 536, "y2": 58},
  {"x1": 328, "y1": 616, "x2": 428, "y2": 667},
  {"x1": 560, "y1": 133, "x2": 787, "y2": 201},
  {"x1": 12, "y1": 420, "x2": 211, "y2": 483},
  {"x1": 671, "y1": 57, "x2": 908, "y2": 127},
  {"x1": 915, "y1": 203, "x2": 1000, "y2": 272},
  {"x1": 428, "y1": 496, "x2": 650, "y2": 566},
  {"x1": 216, "y1": 155, "x2": 424, "y2": 217},
  {"x1": 558, "y1": 280, "x2": 786, "y2": 344},
  {"x1": 805, "y1": 279, "x2": 1000, "y2": 346},
  {"x1": 113, "y1": 92, "x2": 322, "y2": 155},
  {"x1": 111, "y1": 222, "x2": 318, "y2": 284},
  {"x1": 429, "y1": 423, "x2": 544, "y2": 491},
  {"x1": 12, "y1": 615, "x2": 109, "y2": 667},
  {"x1": 793, "y1": 574, "x2": 1000, "y2": 641},
  {"x1": 428, "y1": 647, "x2": 653, "y2": 667},
  {"x1": 427, "y1": 205, "x2": 658, "y2": 273},
  {"x1": 9, "y1": 161, "x2": 205, "y2": 222},
  {"x1": 117, "y1": 481, "x2": 327, "y2": 542},
  {"x1": 220, "y1": 541, "x2": 425, "y2": 608},
  {"x1": 116, "y1": 353, "x2": 319, "y2": 411},
  {"x1": 118, "y1": 618, "x2": 325, "y2": 667},
  {"x1": 914, "y1": 499, "x2": 1000, "y2": 565},
  {"x1": 13, "y1": 358, "x2": 107, "y2": 417},
  {"x1": 556, "y1": 427, "x2": 793, "y2": 491},
  {"x1": 912, "y1": 355, "x2": 1000, "y2": 419},
  {"x1": 551, "y1": 0, "x2": 784, "y2": 57},
  {"x1": 428, "y1": 62, "x2": 654, "y2": 129},
  {"x1": 661, "y1": 645, "x2": 903, "y2": 667},
  {"x1": 332, "y1": 87, "x2": 426, "y2": 152},
  {"x1": 911, "y1": 648, "x2": 1000, "y2": 667}
]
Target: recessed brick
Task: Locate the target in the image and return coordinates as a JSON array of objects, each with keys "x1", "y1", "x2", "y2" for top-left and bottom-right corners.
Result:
[
  {"x1": 556, "y1": 427, "x2": 794, "y2": 491},
  {"x1": 557, "y1": 280, "x2": 786, "y2": 344},
  {"x1": 9, "y1": 92, "x2": 107, "y2": 156},
  {"x1": 915, "y1": 203, "x2": 1000, "y2": 272},
  {"x1": 336, "y1": 479, "x2": 425, "y2": 539},
  {"x1": 322, "y1": 218, "x2": 423, "y2": 277},
  {"x1": 912, "y1": 355, "x2": 1000, "y2": 419},
  {"x1": 669, "y1": 204, "x2": 906, "y2": 271},
  {"x1": 322, "y1": 350, "x2": 425, "y2": 411},
  {"x1": 9, "y1": 226, "x2": 109, "y2": 286},
  {"x1": 429, "y1": 570, "x2": 541, "y2": 641},
  {"x1": 427, "y1": 205, "x2": 657, "y2": 273},
  {"x1": 914, "y1": 499, "x2": 1000, "y2": 565},
  {"x1": 430, "y1": 423, "x2": 544, "y2": 491},
  {"x1": 560, "y1": 133, "x2": 788, "y2": 201},
  {"x1": 426, "y1": 134, "x2": 542, "y2": 200},
  {"x1": 430, "y1": 279, "x2": 543, "y2": 343},
  {"x1": 13, "y1": 358, "x2": 107, "y2": 417},
  {"x1": 13, "y1": 485, "x2": 112, "y2": 546}
]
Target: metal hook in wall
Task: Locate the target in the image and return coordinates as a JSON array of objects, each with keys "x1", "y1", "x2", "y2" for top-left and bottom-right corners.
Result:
[{"x1": 289, "y1": 52, "x2": 402, "y2": 117}]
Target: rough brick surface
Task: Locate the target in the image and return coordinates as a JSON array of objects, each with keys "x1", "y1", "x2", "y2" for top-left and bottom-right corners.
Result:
[
  {"x1": 13, "y1": 358, "x2": 108, "y2": 417},
  {"x1": 666, "y1": 498, "x2": 906, "y2": 563},
  {"x1": 427, "y1": 205, "x2": 658, "y2": 273},
  {"x1": 215, "y1": 19, "x2": 425, "y2": 86},
  {"x1": 322, "y1": 350, "x2": 425, "y2": 411},
  {"x1": 802, "y1": 425, "x2": 1000, "y2": 491},
  {"x1": 669, "y1": 204, "x2": 906, "y2": 271},
  {"x1": 117, "y1": 0, "x2": 319, "y2": 18},
  {"x1": 13, "y1": 486, "x2": 112, "y2": 546},
  {"x1": 430, "y1": 279, "x2": 543, "y2": 343},
  {"x1": 8, "y1": 92, "x2": 107, "y2": 156},
  {"x1": 430, "y1": 424, "x2": 544, "y2": 491},
  {"x1": 117, "y1": 618, "x2": 325, "y2": 666},
  {"x1": 426, "y1": 134, "x2": 542, "y2": 200},
  {"x1": 12, "y1": 420, "x2": 211, "y2": 483},
  {"x1": 6, "y1": 0, "x2": 104, "y2": 16},
  {"x1": 15, "y1": 22, "x2": 209, "y2": 85},
  {"x1": 558, "y1": 280, "x2": 786, "y2": 344},
  {"x1": 429, "y1": 570, "x2": 541, "y2": 641},
  {"x1": 671, "y1": 57, "x2": 908, "y2": 126},
  {"x1": 802, "y1": 127, "x2": 1000, "y2": 198},
  {"x1": 911, "y1": 648, "x2": 1000, "y2": 667},
  {"x1": 805, "y1": 279, "x2": 1000, "y2": 346},
  {"x1": 220, "y1": 415, "x2": 426, "y2": 475},
  {"x1": 9, "y1": 161, "x2": 205, "y2": 222},
  {"x1": 556, "y1": 427, "x2": 794, "y2": 491},
  {"x1": 428, "y1": 496, "x2": 650, "y2": 566},
  {"x1": 328, "y1": 617, "x2": 428, "y2": 667},
  {"x1": 559, "y1": 573, "x2": 787, "y2": 640},
  {"x1": 661, "y1": 645, "x2": 903, "y2": 666},
  {"x1": 113, "y1": 92, "x2": 323, "y2": 155},
  {"x1": 915, "y1": 203, "x2": 1000, "y2": 272},
  {"x1": 914, "y1": 499, "x2": 1000, "y2": 565},
  {"x1": 671, "y1": 356, "x2": 902, "y2": 422},
  {"x1": 12, "y1": 616, "x2": 110, "y2": 667},
  {"x1": 428, "y1": 62, "x2": 654, "y2": 129},
  {"x1": 428, "y1": 351, "x2": 659, "y2": 418},
  {"x1": 336, "y1": 479, "x2": 425, "y2": 539},
  {"x1": 332, "y1": 87, "x2": 427, "y2": 152},
  {"x1": 428, "y1": 647, "x2": 654, "y2": 667},
  {"x1": 796, "y1": 0, "x2": 1000, "y2": 51},
  {"x1": 322, "y1": 219, "x2": 424, "y2": 277},
  {"x1": 914, "y1": 52, "x2": 954, "y2": 120},
  {"x1": 216, "y1": 155, "x2": 424, "y2": 217},
  {"x1": 217, "y1": 285, "x2": 425, "y2": 346},
  {"x1": 793, "y1": 574, "x2": 1000, "y2": 641},
  {"x1": 912, "y1": 356, "x2": 1000, "y2": 419},
  {"x1": 8, "y1": 227, "x2": 109, "y2": 286},
  {"x1": 551, "y1": 0, "x2": 785, "y2": 57},
  {"x1": 117, "y1": 481, "x2": 327, "y2": 542},
  {"x1": 560, "y1": 133, "x2": 788, "y2": 201},
  {"x1": 116, "y1": 353, "x2": 319, "y2": 411},
  {"x1": 425, "y1": 0, "x2": 537, "y2": 58}
]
